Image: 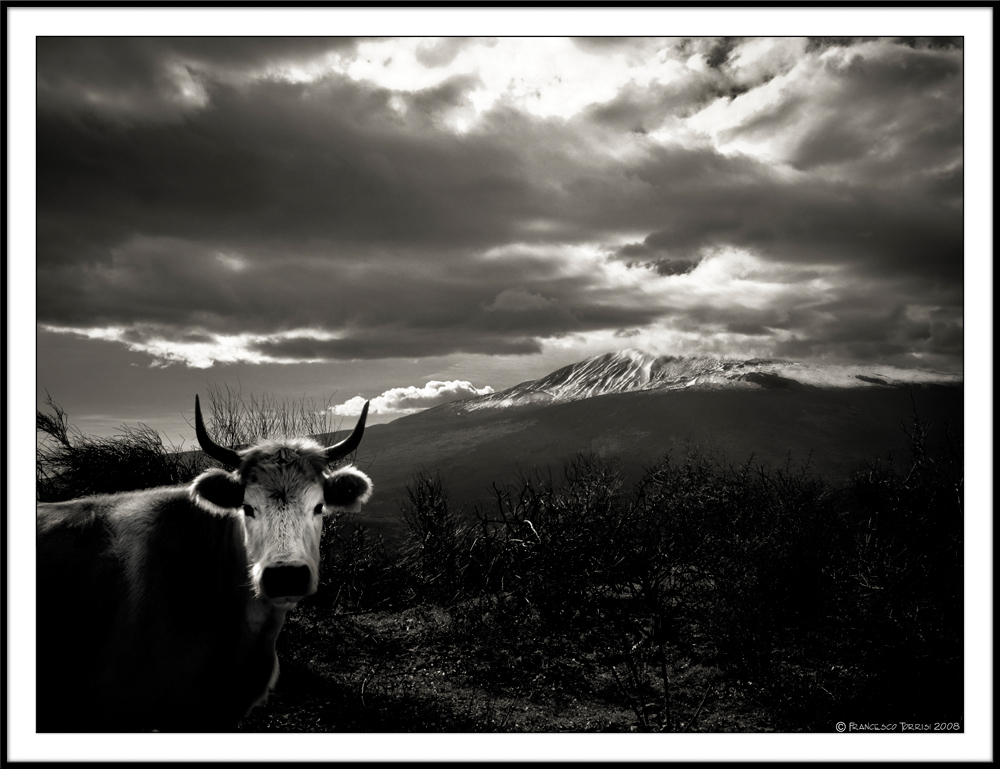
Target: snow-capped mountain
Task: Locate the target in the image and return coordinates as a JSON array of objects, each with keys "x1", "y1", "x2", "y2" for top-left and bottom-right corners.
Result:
[
  {"x1": 448, "y1": 349, "x2": 962, "y2": 413},
  {"x1": 347, "y1": 348, "x2": 962, "y2": 542}
]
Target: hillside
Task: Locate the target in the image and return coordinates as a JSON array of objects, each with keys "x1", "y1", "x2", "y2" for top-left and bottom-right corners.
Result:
[
  {"x1": 432, "y1": 349, "x2": 961, "y2": 414},
  {"x1": 346, "y1": 375, "x2": 962, "y2": 544},
  {"x1": 36, "y1": 349, "x2": 965, "y2": 733}
]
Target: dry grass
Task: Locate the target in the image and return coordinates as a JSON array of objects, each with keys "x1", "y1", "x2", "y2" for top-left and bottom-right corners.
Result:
[{"x1": 199, "y1": 382, "x2": 347, "y2": 448}]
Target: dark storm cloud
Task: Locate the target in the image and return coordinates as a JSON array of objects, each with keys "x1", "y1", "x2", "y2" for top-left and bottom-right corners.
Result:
[
  {"x1": 724, "y1": 42, "x2": 962, "y2": 178},
  {"x1": 36, "y1": 37, "x2": 964, "y2": 367},
  {"x1": 571, "y1": 37, "x2": 636, "y2": 54},
  {"x1": 613, "y1": 242, "x2": 701, "y2": 275},
  {"x1": 571, "y1": 37, "x2": 675, "y2": 61},
  {"x1": 772, "y1": 300, "x2": 964, "y2": 364},
  {"x1": 583, "y1": 75, "x2": 723, "y2": 131},
  {"x1": 578, "y1": 37, "x2": 801, "y2": 133},
  {"x1": 753, "y1": 273, "x2": 964, "y2": 359},
  {"x1": 248, "y1": 278, "x2": 668, "y2": 360},
  {"x1": 405, "y1": 73, "x2": 482, "y2": 127},
  {"x1": 703, "y1": 37, "x2": 743, "y2": 70},
  {"x1": 36, "y1": 73, "x2": 534, "y2": 278},
  {"x1": 588, "y1": 126, "x2": 962, "y2": 286},
  {"x1": 725, "y1": 322, "x2": 772, "y2": 337},
  {"x1": 250, "y1": 329, "x2": 544, "y2": 360},
  {"x1": 37, "y1": 37, "x2": 360, "y2": 119},
  {"x1": 39, "y1": 230, "x2": 669, "y2": 359},
  {"x1": 805, "y1": 36, "x2": 962, "y2": 54}
]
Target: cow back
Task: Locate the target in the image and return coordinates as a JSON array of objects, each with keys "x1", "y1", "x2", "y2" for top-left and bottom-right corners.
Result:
[
  {"x1": 37, "y1": 498, "x2": 125, "y2": 731},
  {"x1": 37, "y1": 488, "x2": 282, "y2": 732}
]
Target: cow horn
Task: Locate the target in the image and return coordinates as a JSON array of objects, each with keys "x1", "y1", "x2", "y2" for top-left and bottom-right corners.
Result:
[
  {"x1": 325, "y1": 401, "x2": 369, "y2": 463},
  {"x1": 195, "y1": 395, "x2": 242, "y2": 469}
]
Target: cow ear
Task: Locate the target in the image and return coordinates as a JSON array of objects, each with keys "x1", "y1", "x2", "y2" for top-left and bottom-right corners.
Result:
[
  {"x1": 323, "y1": 466, "x2": 373, "y2": 513},
  {"x1": 190, "y1": 468, "x2": 245, "y2": 515}
]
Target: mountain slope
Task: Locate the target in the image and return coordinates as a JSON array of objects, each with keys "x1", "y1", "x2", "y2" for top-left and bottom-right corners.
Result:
[
  {"x1": 431, "y1": 349, "x2": 961, "y2": 415},
  {"x1": 343, "y1": 353, "x2": 962, "y2": 544}
]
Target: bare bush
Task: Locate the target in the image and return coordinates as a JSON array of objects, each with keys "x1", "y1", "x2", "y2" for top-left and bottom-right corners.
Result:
[
  {"x1": 37, "y1": 393, "x2": 205, "y2": 502},
  {"x1": 840, "y1": 407, "x2": 963, "y2": 723},
  {"x1": 37, "y1": 387, "x2": 963, "y2": 731},
  {"x1": 315, "y1": 520, "x2": 410, "y2": 614},
  {"x1": 398, "y1": 472, "x2": 477, "y2": 606},
  {"x1": 199, "y1": 382, "x2": 346, "y2": 448},
  {"x1": 36, "y1": 386, "x2": 351, "y2": 501}
]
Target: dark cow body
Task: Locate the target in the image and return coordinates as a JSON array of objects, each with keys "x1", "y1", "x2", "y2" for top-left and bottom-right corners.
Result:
[
  {"x1": 38, "y1": 489, "x2": 277, "y2": 731},
  {"x1": 36, "y1": 397, "x2": 372, "y2": 732}
]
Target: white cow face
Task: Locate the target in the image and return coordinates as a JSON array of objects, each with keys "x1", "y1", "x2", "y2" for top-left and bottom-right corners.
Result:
[
  {"x1": 191, "y1": 443, "x2": 372, "y2": 608},
  {"x1": 190, "y1": 396, "x2": 372, "y2": 608}
]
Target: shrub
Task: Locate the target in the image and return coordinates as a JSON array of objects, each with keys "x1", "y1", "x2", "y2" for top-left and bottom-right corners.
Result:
[
  {"x1": 839, "y1": 407, "x2": 963, "y2": 723},
  {"x1": 36, "y1": 394, "x2": 204, "y2": 502},
  {"x1": 38, "y1": 387, "x2": 963, "y2": 732},
  {"x1": 315, "y1": 520, "x2": 411, "y2": 614},
  {"x1": 397, "y1": 471, "x2": 477, "y2": 606},
  {"x1": 37, "y1": 387, "x2": 357, "y2": 502},
  {"x1": 199, "y1": 382, "x2": 344, "y2": 448}
]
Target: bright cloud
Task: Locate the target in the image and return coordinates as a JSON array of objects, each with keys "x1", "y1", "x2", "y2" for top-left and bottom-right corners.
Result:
[
  {"x1": 337, "y1": 37, "x2": 693, "y2": 124},
  {"x1": 38, "y1": 325, "x2": 344, "y2": 368},
  {"x1": 332, "y1": 380, "x2": 495, "y2": 417}
]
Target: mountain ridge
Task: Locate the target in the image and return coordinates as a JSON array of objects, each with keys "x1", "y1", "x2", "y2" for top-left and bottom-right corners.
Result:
[
  {"x1": 427, "y1": 349, "x2": 962, "y2": 416},
  {"x1": 312, "y1": 350, "x2": 963, "y2": 544}
]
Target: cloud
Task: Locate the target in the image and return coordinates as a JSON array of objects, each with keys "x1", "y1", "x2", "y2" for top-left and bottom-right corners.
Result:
[
  {"x1": 332, "y1": 380, "x2": 494, "y2": 417},
  {"x1": 571, "y1": 37, "x2": 667, "y2": 58},
  {"x1": 486, "y1": 287, "x2": 558, "y2": 313},
  {"x1": 582, "y1": 74, "x2": 724, "y2": 132},
  {"x1": 38, "y1": 323, "x2": 349, "y2": 369},
  {"x1": 36, "y1": 37, "x2": 360, "y2": 121},
  {"x1": 710, "y1": 39, "x2": 963, "y2": 181},
  {"x1": 415, "y1": 38, "x2": 476, "y2": 68},
  {"x1": 34, "y1": 37, "x2": 964, "y2": 372}
]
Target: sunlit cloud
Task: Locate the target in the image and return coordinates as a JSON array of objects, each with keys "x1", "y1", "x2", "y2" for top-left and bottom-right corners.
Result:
[
  {"x1": 39, "y1": 325, "x2": 346, "y2": 368},
  {"x1": 332, "y1": 380, "x2": 495, "y2": 417},
  {"x1": 338, "y1": 38, "x2": 697, "y2": 125}
]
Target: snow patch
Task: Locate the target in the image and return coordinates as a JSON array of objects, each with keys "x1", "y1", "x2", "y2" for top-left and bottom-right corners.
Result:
[{"x1": 451, "y1": 350, "x2": 961, "y2": 412}]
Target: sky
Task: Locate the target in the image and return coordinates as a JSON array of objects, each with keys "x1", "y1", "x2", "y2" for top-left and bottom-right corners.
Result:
[
  {"x1": 22, "y1": 21, "x2": 974, "y2": 444},
  {"x1": 7, "y1": 10, "x2": 995, "y2": 763}
]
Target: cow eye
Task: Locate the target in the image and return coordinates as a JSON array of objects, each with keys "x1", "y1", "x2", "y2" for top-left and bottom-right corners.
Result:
[
  {"x1": 242, "y1": 504, "x2": 256, "y2": 518},
  {"x1": 314, "y1": 503, "x2": 325, "y2": 516}
]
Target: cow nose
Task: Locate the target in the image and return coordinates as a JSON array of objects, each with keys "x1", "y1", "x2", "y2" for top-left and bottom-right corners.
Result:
[{"x1": 261, "y1": 565, "x2": 312, "y2": 599}]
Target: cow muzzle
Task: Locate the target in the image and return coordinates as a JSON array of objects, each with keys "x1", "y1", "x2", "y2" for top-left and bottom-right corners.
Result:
[{"x1": 260, "y1": 564, "x2": 314, "y2": 604}]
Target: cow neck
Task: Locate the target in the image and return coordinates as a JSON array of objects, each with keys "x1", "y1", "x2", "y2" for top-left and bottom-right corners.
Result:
[
  {"x1": 194, "y1": 505, "x2": 288, "y2": 639},
  {"x1": 245, "y1": 594, "x2": 289, "y2": 641},
  {"x1": 157, "y1": 492, "x2": 289, "y2": 652}
]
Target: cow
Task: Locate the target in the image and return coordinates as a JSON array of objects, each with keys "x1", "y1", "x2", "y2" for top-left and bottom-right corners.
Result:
[{"x1": 36, "y1": 396, "x2": 373, "y2": 732}]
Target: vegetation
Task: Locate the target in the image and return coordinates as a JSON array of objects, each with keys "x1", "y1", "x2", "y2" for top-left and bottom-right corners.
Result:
[
  {"x1": 36, "y1": 392, "x2": 963, "y2": 732},
  {"x1": 36, "y1": 387, "x2": 351, "y2": 502},
  {"x1": 36, "y1": 393, "x2": 206, "y2": 501},
  {"x1": 197, "y1": 382, "x2": 345, "y2": 449}
]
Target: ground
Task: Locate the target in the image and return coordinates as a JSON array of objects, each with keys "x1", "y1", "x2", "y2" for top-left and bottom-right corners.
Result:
[{"x1": 238, "y1": 602, "x2": 775, "y2": 733}]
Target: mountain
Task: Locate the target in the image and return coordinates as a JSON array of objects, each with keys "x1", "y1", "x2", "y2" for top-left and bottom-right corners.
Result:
[
  {"x1": 335, "y1": 351, "x2": 962, "y2": 544},
  {"x1": 430, "y1": 349, "x2": 962, "y2": 414}
]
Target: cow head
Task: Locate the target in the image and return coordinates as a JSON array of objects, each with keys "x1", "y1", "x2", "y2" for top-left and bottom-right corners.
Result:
[{"x1": 189, "y1": 396, "x2": 372, "y2": 608}]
